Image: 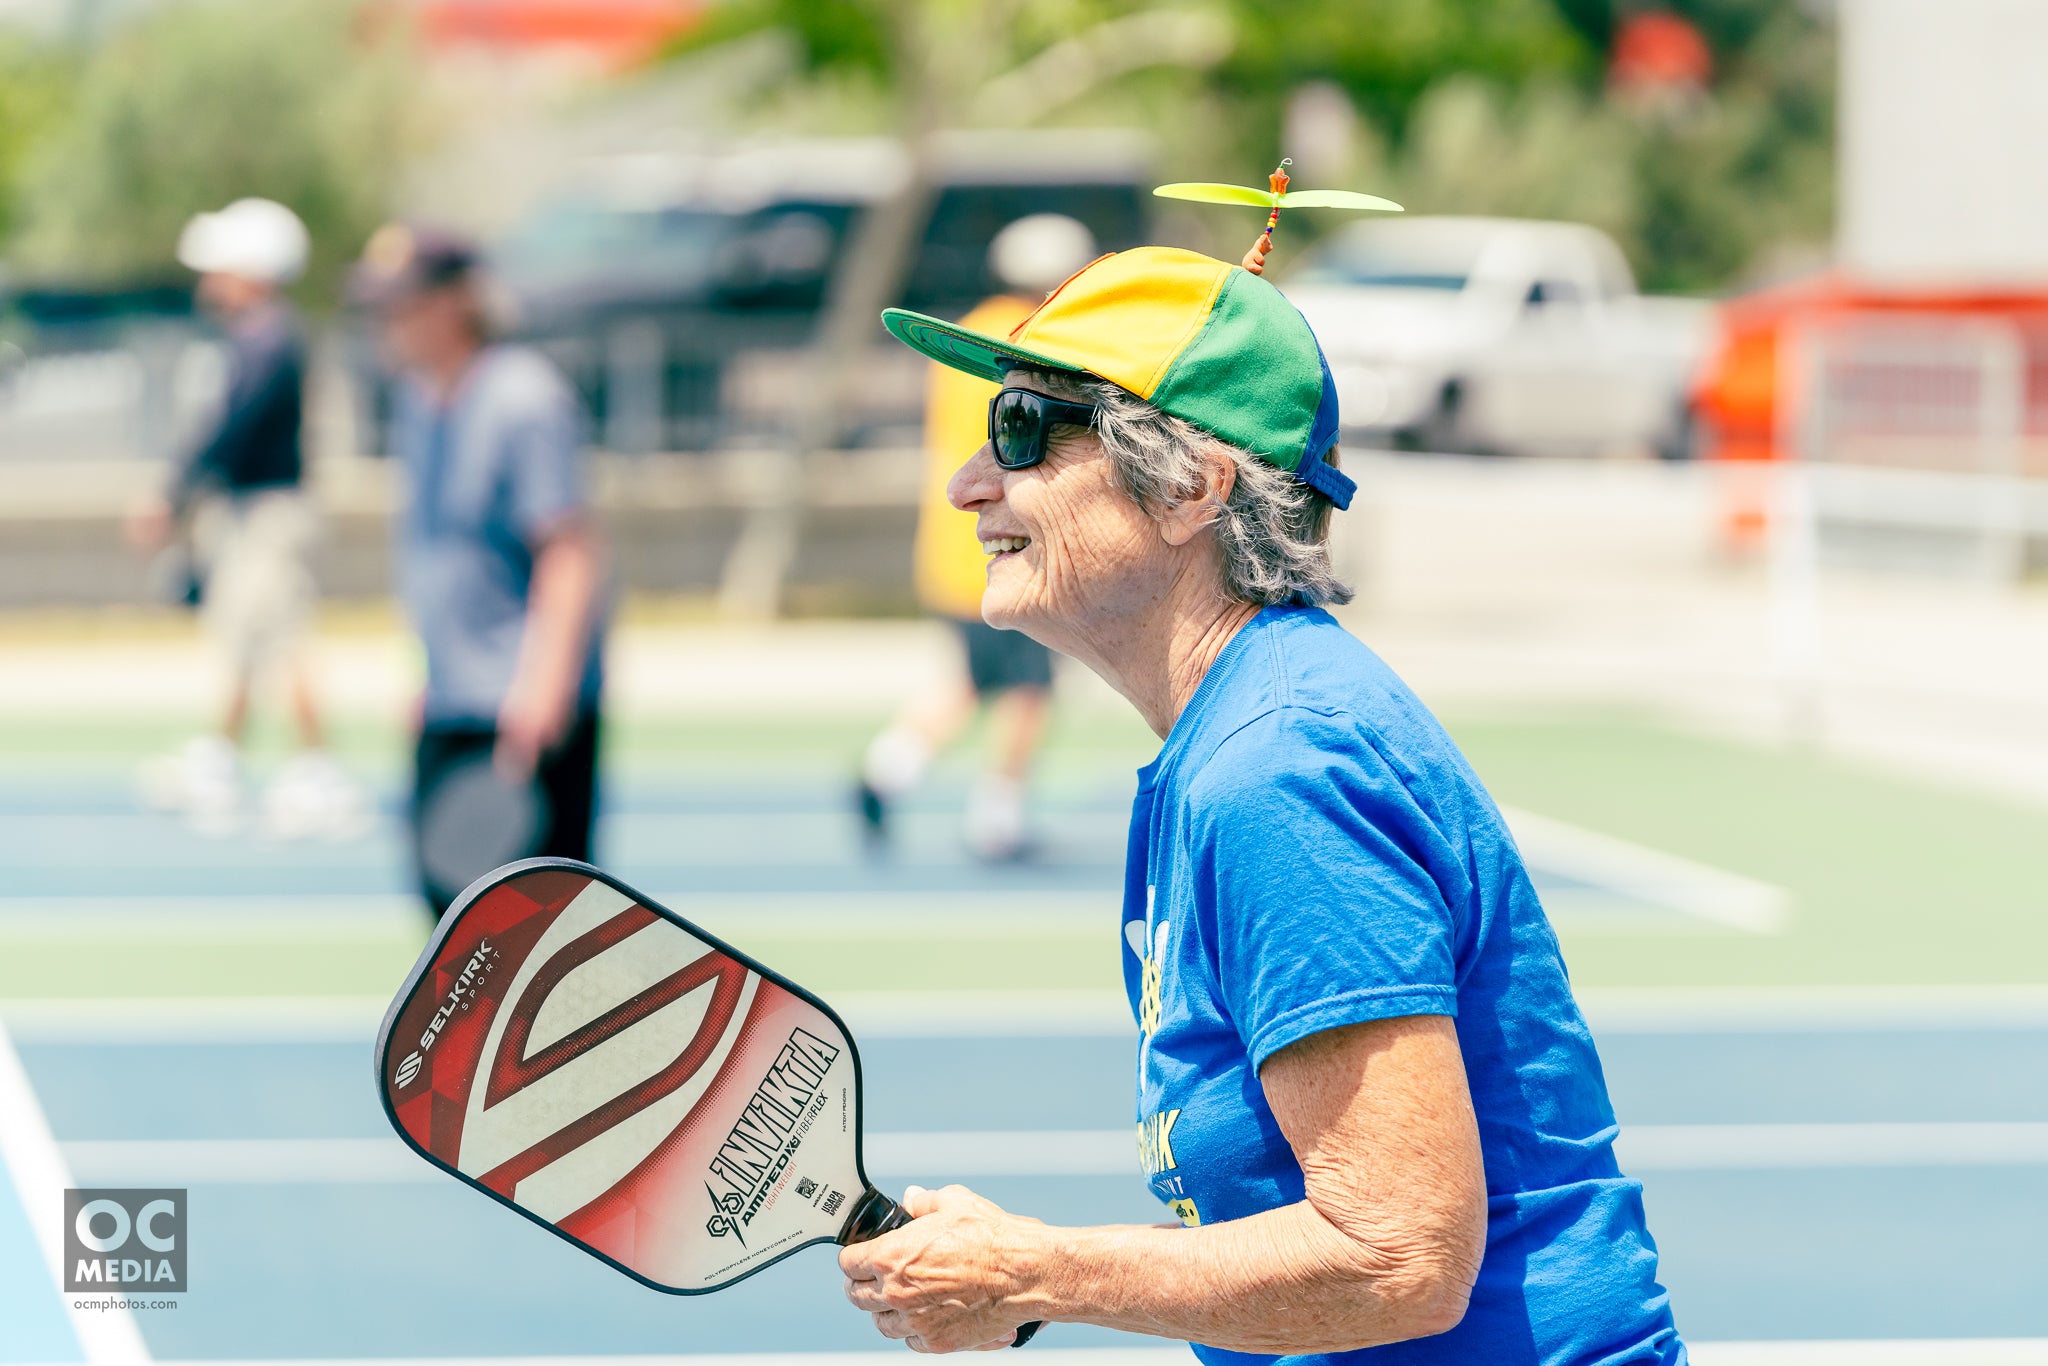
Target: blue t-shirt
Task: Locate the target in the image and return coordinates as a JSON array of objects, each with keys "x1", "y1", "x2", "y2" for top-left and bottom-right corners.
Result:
[
  {"x1": 392, "y1": 345, "x2": 605, "y2": 724},
  {"x1": 1121, "y1": 605, "x2": 1683, "y2": 1366}
]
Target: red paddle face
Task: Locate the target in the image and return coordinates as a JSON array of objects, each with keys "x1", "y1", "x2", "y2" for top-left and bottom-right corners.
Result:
[{"x1": 375, "y1": 860, "x2": 869, "y2": 1293}]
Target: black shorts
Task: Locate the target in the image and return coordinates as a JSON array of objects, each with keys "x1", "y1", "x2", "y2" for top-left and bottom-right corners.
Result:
[
  {"x1": 411, "y1": 710, "x2": 601, "y2": 918},
  {"x1": 954, "y1": 618, "x2": 1054, "y2": 696}
]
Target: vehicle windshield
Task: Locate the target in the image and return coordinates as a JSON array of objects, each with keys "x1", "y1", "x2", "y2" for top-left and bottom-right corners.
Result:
[
  {"x1": 493, "y1": 201, "x2": 732, "y2": 291},
  {"x1": 1288, "y1": 224, "x2": 1486, "y2": 291}
]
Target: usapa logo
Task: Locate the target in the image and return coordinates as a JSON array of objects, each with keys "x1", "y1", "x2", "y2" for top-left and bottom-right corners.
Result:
[{"x1": 396, "y1": 938, "x2": 496, "y2": 1089}]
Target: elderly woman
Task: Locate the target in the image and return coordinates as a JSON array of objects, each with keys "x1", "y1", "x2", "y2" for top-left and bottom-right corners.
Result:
[{"x1": 843, "y1": 248, "x2": 1684, "y2": 1365}]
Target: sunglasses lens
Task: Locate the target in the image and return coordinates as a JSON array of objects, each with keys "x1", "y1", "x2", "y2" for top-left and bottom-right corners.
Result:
[{"x1": 993, "y1": 393, "x2": 1041, "y2": 469}]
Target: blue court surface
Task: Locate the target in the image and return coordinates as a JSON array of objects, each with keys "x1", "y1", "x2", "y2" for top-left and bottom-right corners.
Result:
[{"x1": 3, "y1": 740, "x2": 2046, "y2": 1364}]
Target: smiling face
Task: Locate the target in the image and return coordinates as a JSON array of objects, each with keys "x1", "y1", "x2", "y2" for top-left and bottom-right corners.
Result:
[
  {"x1": 380, "y1": 281, "x2": 482, "y2": 380},
  {"x1": 946, "y1": 376, "x2": 1187, "y2": 658},
  {"x1": 196, "y1": 271, "x2": 273, "y2": 319}
]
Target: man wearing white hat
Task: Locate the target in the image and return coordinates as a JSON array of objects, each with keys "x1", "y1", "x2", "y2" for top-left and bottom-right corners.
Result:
[{"x1": 132, "y1": 197, "x2": 363, "y2": 838}]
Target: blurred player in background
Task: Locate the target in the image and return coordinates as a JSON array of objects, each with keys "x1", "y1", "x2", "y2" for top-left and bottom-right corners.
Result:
[
  {"x1": 131, "y1": 197, "x2": 365, "y2": 838},
  {"x1": 855, "y1": 215, "x2": 1097, "y2": 861},
  {"x1": 352, "y1": 225, "x2": 610, "y2": 919}
]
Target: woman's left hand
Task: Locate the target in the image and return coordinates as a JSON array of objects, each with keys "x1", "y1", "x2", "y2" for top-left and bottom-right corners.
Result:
[{"x1": 839, "y1": 1184, "x2": 1043, "y2": 1353}]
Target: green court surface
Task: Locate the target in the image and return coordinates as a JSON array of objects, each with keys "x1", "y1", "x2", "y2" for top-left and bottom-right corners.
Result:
[
  {"x1": 1, "y1": 706, "x2": 2042, "y2": 999},
  {"x1": 1455, "y1": 712, "x2": 2048, "y2": 988}
]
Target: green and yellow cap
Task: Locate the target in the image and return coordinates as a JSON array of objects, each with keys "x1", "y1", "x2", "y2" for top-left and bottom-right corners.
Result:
[{"x1": 881, "y1": 246, "x2": 1353, "y2": 509}]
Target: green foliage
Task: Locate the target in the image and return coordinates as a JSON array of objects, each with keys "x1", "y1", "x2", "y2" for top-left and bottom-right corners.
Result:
[
  {"x1": 1339, "y1": 7, "x2": 1834, "y2": 294},
  {"x1": 1626, "y1": 8, "x2": 1835, "y2": 290},
  {"x1": 1221, "y1": 0, "x2": 1596, "y2": 140},
  {"x1": 672, "y1": 0, "x2": 896, "y2": 80},
  {"x1": 1192, "y1": 1, "x2": 1835, "y2": 293},
  {"x1": 7, "y1": 0, "x2": 417, "y2": 305},
  {"x1": 668, "y1": 0, "x2": 1837, "y2": 293},
  {"x1": 0, "y1": 37, "x2": 76, "y2": 248},
  {"x1": 1372, "y1": 77, "x2": 1637, "y2": 233},
  {"x1": 1550, "y1": 0, "x2": 1786, "y2": 61}
]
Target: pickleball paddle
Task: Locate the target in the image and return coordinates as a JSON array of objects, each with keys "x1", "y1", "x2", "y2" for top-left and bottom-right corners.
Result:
[
  {"x1": 415, "y1": 752, "x2": 547, "y2": 913},
  {"x1": 373, "y1": 857, "x2": 1041, "y2": 1345}
]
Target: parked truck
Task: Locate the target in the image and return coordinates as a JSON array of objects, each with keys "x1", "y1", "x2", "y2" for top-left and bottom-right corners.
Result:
[{"x1": 1283, "y1": 215, "x2": 1712, "y2": 460}]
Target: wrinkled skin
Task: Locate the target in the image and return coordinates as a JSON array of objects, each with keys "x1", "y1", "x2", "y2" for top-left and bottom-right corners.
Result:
[
  {"x1": 840, "y1": 1184, "x2": 1036, "y2": 1354},
  {"x1": 945, "y1": 375, "x2": 1249, "y2": 739},
  {"x1": 839, "y1": 1017, "x2": 1486, "y2": 1354}
]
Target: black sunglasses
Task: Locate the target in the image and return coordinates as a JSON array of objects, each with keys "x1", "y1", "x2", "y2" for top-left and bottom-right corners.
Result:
[{"x1": 987, "y1": 387, "x2": 1098, "y2": 470}]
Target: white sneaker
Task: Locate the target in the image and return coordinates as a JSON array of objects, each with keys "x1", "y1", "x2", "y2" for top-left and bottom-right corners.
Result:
[
  {"x1": 261, "y1": 750, "x2": 373, "y2": 841},
  {"x1": 965, "y1": 774, "x2": 1031, "y2": 862},
  {"x1": 138, "y1": 735, "x2": 243, "y2": 834},
  {"x1": 863, "y1": 726, "x2": 933, "y2": 795}
]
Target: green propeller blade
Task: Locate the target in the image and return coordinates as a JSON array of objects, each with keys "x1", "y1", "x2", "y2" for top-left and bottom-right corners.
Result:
[
  {"x1": 1153, "y1": 183, "x2": 1404, "y2": 214},
  {"x1": 1277, "y1": 189, "x2": 1404, "y2": 212},
  {"x1": 1152, "y1": 182, "x2": 1277, "y2": 208}
]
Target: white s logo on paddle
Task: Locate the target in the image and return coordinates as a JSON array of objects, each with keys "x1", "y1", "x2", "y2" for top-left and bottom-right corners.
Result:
[{"x1": 455, "y1": 880, "x2": 760, "y2": 1223}]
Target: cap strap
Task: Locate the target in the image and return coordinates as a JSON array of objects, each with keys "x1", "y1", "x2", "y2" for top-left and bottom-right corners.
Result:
[
  {"x1": 1295, "y1": 442, "x2": 1355, "y2": 510},
  {"x1": 1294, "y1": 344, "x2": 1353, "y2": 509}
]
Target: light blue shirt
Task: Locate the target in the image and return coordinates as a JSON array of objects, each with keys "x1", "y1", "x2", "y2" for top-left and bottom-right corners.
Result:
[
  {"x1": 1122, "y1": 605, "x2": 1684, "y2": 1366},
  {"x1": 392, "y1": 344, "x2": 604, "y2": 725}
]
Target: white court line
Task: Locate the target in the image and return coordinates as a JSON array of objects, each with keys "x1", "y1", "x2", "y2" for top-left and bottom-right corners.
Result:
[
  {"x1": 0, "y1": 897, "x2": 423, "y2": 941},
  {"x1": 10, "y1": 1342, "x2": 2048, "y2": 1366},
  {"x1": 0, "y1": 997, "x2": 397, "y2": 1044},
  {"x1": 0, "y1": 894, "x2": 1114, "y2": 941},
  {"x1": 1579, "y1": 984, "x2": 2048, "y2": 1033},
  {"x1": 1616, "y1": 1121, "x2": 2048, "y2": 1170},
  {"x1": 55, "y1": 1132, "x2": 1147, "y2": 1184},
  {"x1": 1501, "y1": 805, "x2": 1792, "y2": 934},
  {"x1": 10, "y1": 985, "x2": 2048, "y2": 1044},
  {"x1": 838, "y1": 991, "x2": 1133, "y2": 1037},
  {"x1": 1691, "y1": 1343, "x2": 2048, "y2": 1366},
  {"x1": 0, "y1": 1016, "x2": 153, "y2": 1364},
  {"x1": 59, "y1": 1120, "x2": 2048, "y2": 1186},
  {"x1": 62, "y1": 1139, "x2": 430, "y2": 1186},
  {"x1": 669, "y1": 897, "x2": 1113, "y2": 939},
  {"x1": 6, "y1": 1356, "x2": 1185, "y2": 1366},
  {"x1": 0, "y1": 804, "x2": 1795, "y2": 946},
  {"x1": 0, "y1": 991, "x2": 1138, "y2": 1043}
]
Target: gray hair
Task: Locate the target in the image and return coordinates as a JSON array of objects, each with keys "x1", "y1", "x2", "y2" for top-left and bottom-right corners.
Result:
[{"x1": 1024, "y1": 369, "x2": 1354, "y2": 608}]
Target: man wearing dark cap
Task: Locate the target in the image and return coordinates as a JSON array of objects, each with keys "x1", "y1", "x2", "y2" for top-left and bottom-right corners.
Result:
[{"x1": 353, "y1": 224, "x2": 610, "y2": 918}]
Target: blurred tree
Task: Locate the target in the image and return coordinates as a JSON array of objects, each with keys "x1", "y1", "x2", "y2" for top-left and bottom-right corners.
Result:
[
  {"x1": 1218, "y1": 0, "x2": 1596, "y2": 147},
  {"x1": 671, "y1": 0, "x2": 1236, "y2": 131},
  {"x1": 1624, "y1": 6, "x2": 1835, "y2": 291},
  {"x1": 658, "y1": 0, "x2": 1833, "y2": 295},
  {"x1": 1334, "y1": 6, "x2": 1833, "y2": 294},
  {"x1": 0, "y1": 36, "x2": 76, "y2": 250},
  {"x1": 6, "y1": 0, "x2": 418, "y2": 305},
  {"x1": 1549, "y1": 0, "x2": 1785, "y2": 64},
  {"x1": 1371, "y1": 77, "x2": 1638, "y2": 237}
]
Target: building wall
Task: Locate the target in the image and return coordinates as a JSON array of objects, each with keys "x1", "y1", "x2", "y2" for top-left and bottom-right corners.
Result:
[{"x1": 1841, "y1": 0, "x2": 2048, "y2": 288}]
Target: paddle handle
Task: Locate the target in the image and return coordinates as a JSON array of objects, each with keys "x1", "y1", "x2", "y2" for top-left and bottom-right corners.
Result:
[{"x1": 840, "y1": 1188, "x2": 1043, "y2": 1348}]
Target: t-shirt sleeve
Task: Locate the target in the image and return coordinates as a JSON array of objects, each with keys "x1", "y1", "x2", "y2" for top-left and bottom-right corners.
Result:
[
  {"x1": 1193, "y1": 710, "x2": 1461, "y2": 1069},
  {"x1": 503, "y1": 375, "x2": 587, "y2": 542}
]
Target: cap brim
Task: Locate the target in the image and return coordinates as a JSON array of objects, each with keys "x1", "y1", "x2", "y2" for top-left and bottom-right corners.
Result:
[{"x1": 881, "y1": 307, "x2": 1090, "y2": 384}]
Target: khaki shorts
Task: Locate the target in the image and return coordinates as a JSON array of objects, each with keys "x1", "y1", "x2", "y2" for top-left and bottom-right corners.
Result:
[{"x1": 194, "y1": 488, "x2": 317, "y2": 675}]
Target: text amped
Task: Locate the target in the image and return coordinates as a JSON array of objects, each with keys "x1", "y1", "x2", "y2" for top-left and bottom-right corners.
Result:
[{"x1": 706, "y1": 1028, "x2": 841, "y2": 1219}]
